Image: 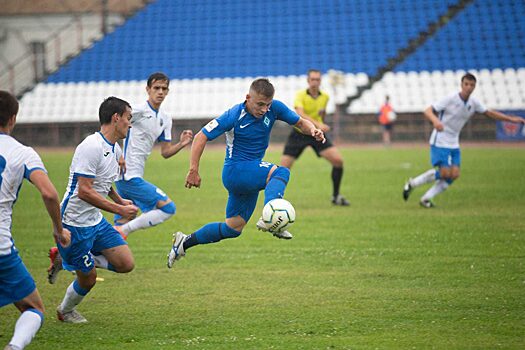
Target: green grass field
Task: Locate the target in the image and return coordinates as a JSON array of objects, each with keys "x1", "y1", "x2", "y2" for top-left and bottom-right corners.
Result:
[{"x1": 1, "y1": 145, "x2": 524, "y2": 349}]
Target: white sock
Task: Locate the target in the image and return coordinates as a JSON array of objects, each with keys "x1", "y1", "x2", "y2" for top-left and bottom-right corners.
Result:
[
  {"x1": 421, "y1": 180, "x2": 449, "y2": 201},
  {"x1": 60, "y1": 281, "x2": 87, "y2": 313},
  {"x1": 8, "y1": 310, "x2": 43, "y2": 350},
  {"x1": 120, "y1": 209, "x2": 172, "y2": 236},
  {"x1": 93, "y1": 254, "x2": 109, "y2": 269},
  {"x1": 410, "y1": 169, "x2": 437, "y2": 187}
]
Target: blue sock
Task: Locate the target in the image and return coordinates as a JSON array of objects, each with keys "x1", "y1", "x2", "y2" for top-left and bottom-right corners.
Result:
[
  {"x1": 435, "y1": 169, "x2": 441, "y2": 180},
  {"x1": 445, "y1": 178, "x2": 454, "y2": 185},
  {"x1": 264, "y1": 167, "x2": 290, "y2": 205},
  {"x1": 188, "y1": 222, "x2": 241, "y2": 248}
]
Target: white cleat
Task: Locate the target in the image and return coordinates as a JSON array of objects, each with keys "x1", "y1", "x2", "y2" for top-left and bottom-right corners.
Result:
[
  {"x1": 273, "y1": 230, "x2": 293, "y2": 240},
  {"x1": 256, "y1": 217, "x2": 269, "y2": 232},
  {"x1": 57, "y1": 307, "x2": 88, "y2": 323},
  {"x1": 167, "y1": 231, "x2": 187, "y2": 268},
  {"x1": 256, "y1": 217, "x2": 293, "y2": 240}
]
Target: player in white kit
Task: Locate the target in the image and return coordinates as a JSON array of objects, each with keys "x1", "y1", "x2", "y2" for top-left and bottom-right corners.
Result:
[
  {"x1": 403, "y1": 73, "x2": 525, "y2": 207},
  {"x1": 113, "y1": 72, "x2": 193, "y2": 239},
  {"x1": 55, "y1": 97, "x2": 139, "y2": 323},
  {"x1": 0, "y1": 91, "x2": 70, "y2": 350}
]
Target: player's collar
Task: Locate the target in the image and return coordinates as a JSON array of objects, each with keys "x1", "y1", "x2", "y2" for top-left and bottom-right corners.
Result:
[
  {"x1": 147, "y1": 100, "x2": 159, "y2": 114},
  {"x1": 458, "y1": 92, "x2": 469, "y2": 104},
  {"x1": 97, "y1": 131, "x2": 115, "y2": 152},
  {"x1": 306, "y1": 89, "x2": 322, "y2": 97}
]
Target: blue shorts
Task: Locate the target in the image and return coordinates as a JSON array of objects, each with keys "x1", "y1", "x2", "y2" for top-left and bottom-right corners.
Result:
[
  {"x1": 222, "y1": 160, "x2": 274, "y2": 222},
  {"x1": 115, "y1": 177, "x2": 169, "y2": 222},
  {"x1": 0, "y1": 251, "x2": 36, "y2": 307},
  {"x1": 431, "y1": 145, "x2": 461, "y2": 168},
  {"x1": 58, "y1": 218, "x2": 127, "y2": 274}
]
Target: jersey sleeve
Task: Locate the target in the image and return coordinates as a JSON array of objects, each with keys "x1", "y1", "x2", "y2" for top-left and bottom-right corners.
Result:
[
  {"x1": 272, "y1": 100, "x2": 301, "y2": 125},
  {"x1": 431, "y1": 95, "x2": 452, "y2": 113},
  {"x1": 71, "y1": 141, "x2": 98, "y2": 178},
  {"x1": 23, "y1": 147, "x2": 46, "y2": 180},
  {"x1": 201, "y1": 107, "x2": 237, "y2": 141},
  {"x1": 158, "y1": 115, "x2": 173, "y2": 142}
]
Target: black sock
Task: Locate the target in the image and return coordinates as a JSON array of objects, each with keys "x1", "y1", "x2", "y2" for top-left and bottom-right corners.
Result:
[
  {"x1": 331, "y1": 167, "x2": 343, "y2": 197},
  {"x1": 183, "y1": 233, "x2": 199, "y2": 251}
]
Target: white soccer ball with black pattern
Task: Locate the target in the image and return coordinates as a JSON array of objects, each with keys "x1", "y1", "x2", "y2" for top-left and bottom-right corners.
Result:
[{"x1": 262, "y1": 199, "x2": 296, "y2": 233}]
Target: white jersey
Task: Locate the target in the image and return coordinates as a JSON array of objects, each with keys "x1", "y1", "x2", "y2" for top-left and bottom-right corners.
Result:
[
  {"x1": 0, "y1": 134, "x2": 46, "y2": 256},
  {"x1": 61, "y1": 132, "x2": 122, "y2": 227},
  {"x1": 429, "y1": 93, "x2": 487, "y2": 148},
  {"x1": 121, "y1": 101, "x2": 172, "y2": 180}
]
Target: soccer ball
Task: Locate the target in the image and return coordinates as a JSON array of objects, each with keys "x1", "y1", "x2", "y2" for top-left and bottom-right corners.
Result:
[
  {"x1": 387, "y1": 110, "x2": 397, "y2": 122},
  {"x1": 262, "y1": 199, "x2": 296, "y2": 233}
]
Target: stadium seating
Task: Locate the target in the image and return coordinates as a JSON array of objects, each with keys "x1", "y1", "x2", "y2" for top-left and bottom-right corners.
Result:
[{"x1": 17, "y1": 0, "x2": 525, "y2": 123}]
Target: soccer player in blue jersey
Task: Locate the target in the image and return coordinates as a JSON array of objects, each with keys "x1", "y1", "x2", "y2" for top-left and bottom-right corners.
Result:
[
  {"x1": 167, "y1": 78, "x2": 325, "y2": 267},
  {"x1": 403, "y1": 73, "x2": 525, "y2": 207},
  {"x1": 1, "y1": 91, "x2": 70, "y2": 350},
  {"x1": 55, "y1": 97, "x2": 139, "y2": 323},
  {"x1": 113, "y1": 72, "x2": 193, "y2": 239}
]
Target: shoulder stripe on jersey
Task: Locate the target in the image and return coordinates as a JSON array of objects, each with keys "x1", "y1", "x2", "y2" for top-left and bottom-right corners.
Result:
[
  {"x1": 61, "y1": 173, "x2": 80, "y2": 217},
  {"x1": 123, "y1": 128, "x2": 131, "y2": 160}
]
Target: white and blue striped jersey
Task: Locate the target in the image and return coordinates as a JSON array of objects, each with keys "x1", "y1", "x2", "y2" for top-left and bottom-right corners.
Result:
[
  {"x1": 61, "y1": 132, "x2": 122, "y2": 227},
  {"x1": 0, "y1": 134, "x2": 46, "y2": 256},
  {"x1": 430, "y1": 93, "x2": 487, "y2": 148},
  {"x1": 202, "y1": 99, "x2": 300, "y2": 165},
  {"x1": 121, "y1": 101, "x2": 172, "y2": 180}
]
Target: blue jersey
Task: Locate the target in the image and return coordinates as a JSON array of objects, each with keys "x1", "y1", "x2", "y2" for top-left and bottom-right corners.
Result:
[{"x1": 202, "y1": 100, "x2": 300, "y2": 165}]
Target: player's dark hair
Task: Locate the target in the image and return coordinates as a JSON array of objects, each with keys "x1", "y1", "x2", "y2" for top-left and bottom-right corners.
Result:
[
  {"x1": 98, "y1": 96, "x2": 131, "y2": 125},
  {"x1": 0, "y1": 90, "x2": 19, "y2": 127},
  {"x1": 307, "y1": 69, "x2": 322, "y2": 77},
  {"x1": 147, "y1": 72, "x2": 170, "y2": 87},
  {"x1": 250, "y1": 78, "x2": 275, "y2": 98},
  {"x1": 461, "y1": 73, "x2": 477, "y2": 83}
]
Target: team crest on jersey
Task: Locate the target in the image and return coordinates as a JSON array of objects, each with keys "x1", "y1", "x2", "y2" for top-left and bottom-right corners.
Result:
[
  {"x1": 263, "y1": 116, "x2": 270, "y2": 127},
  {"x1": 160, "y1": 119, "x2": 164, "y2": 127}
]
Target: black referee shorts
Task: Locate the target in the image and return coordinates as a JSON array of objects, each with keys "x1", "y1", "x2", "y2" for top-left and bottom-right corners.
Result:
[{"x1": 282, "y1": 130, "x2": 334, "y2": 158}]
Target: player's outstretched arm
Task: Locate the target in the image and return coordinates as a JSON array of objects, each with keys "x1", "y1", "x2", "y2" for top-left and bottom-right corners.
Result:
[
  {"x1": 295, "y1": 106, "x2": 330, "y2": 132},
  {"x1": 484, "y1": 110, "x2": 525, "y2": 124},
  {"x1": 295, "y1": 117, "x2": 326, "y2": 143},
  {"x1": 160, "y1": 129, "x2": 194, "y2": 159},
  {"x1": 29, "y1": 170, "x2": 71, "y2": 247},
  {"x1": 77, "y1": 176, "x2": 138, "y2": 220},
  {"x1": 423, "y1": 106, "x2": 444, "y2": 131},
  {"x1": 185, "y1": 130, "x2": 208, "y2": 189}
]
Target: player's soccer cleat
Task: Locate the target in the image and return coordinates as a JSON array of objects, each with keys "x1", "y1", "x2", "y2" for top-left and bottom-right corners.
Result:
[
  {"x1": 273, "y1": 230, "x2": 293, "y2": 239},
  {"x1": 113, "y1": 225, "x2": 127, "y2": 240},
  {"x1": 256, "y1": 217, "x2": 293, "y2": 239},
  {"x1": 56, "y1": 307, "x2": 88, "y2": 323},
  {"x1": 403, "y1": 180, "x2": 413, "y2": 201},
  {"x1": 332, "y1": 194, "x2": 350, "y2": 206},
  {"x1": 167, "y1": 231, "x2": 187, "y2": 268},
  {"x1": 47, "y1": 247, "x2": 63, "y2": 284},
  {"x1": 256, "y1": 217, "x2": 269, "y2": 232},
  {"x1": 419, "y1": 199, "x2": 435, "y2": 208}
]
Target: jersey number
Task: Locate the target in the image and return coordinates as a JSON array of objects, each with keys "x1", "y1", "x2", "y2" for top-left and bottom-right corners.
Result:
[
  {"x1": 0, "y1": 156, "x2": 6, "y2": 189},
  {"x1": 83, "y1": 254, "x2": 93, "y2": 268}
]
